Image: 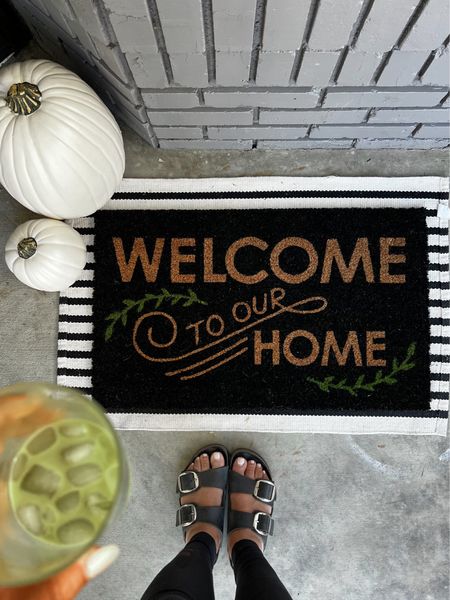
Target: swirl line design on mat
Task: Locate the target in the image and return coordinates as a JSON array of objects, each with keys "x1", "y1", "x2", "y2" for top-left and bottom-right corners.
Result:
[
  {"x1": 165, "y1": 337, "x2": 249, "y2": 377},
  {"x1": 132, "y1": 295, "x2": 328, "y2": 379}
]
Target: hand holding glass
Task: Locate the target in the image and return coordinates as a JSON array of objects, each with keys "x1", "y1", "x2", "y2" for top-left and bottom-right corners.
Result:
[{"x1": 0, "y1": 383, "x2": 129, "y2": 587}]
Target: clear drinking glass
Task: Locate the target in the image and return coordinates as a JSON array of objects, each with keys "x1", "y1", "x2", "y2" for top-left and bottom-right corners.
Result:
[{"x1": 0, "y1": 382, "x2": 129, "y2": 587}]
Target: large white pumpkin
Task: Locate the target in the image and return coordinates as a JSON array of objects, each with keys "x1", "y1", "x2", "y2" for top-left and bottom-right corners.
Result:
[
  {"x1": 5, "y1": 218, "x2": 87, "y2": 291},
  {"x1": 0, "y1": 59, "x2": 125, "y2": 219}
]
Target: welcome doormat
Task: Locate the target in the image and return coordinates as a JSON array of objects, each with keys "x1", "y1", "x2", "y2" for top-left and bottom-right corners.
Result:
[{"x1": 57, "y1": 177, "x2": 449, "y2": 435}]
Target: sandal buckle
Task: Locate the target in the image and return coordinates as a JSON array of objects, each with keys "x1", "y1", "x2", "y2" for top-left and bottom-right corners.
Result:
[
  {"x1": 176, "y1": 504, "x2": 197, "y2": 527},
  {"x1": 178, "y1": 471, "x2": 199, "y2": 494},
  {"x1": 253, "y1": 512, "x2": 274, "y2": 536},
  {"x1": 254, "y1": 480, "x2": 276, "y2": 503}
]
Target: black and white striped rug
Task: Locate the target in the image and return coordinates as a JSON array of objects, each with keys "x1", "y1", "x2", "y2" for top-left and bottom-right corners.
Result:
[{"x1": 58, "y1": 177, "x2": 449, "y2": 435}]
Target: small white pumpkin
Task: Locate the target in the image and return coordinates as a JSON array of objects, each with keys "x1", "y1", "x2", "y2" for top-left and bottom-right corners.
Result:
[
  {"x1": 5, "y1": 219, "x2": 87, "y2": 291},
  {"x1": 0, "y1": 59, "x2": 125, "y2": 219}
]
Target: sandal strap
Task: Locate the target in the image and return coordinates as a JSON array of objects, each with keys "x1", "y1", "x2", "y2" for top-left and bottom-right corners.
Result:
[
  {"x1": 176, "y1": 504, "x2": 224, "y2": 531},
  {"x1": 229, "y1": 471, "x2": 276, "y2": 504},
  {"x1": 228, "y1": 509, "x2": 274, "y2": 537},
  {"x1": 177, "y1": 466, "x2": 228, "y2": 494}
]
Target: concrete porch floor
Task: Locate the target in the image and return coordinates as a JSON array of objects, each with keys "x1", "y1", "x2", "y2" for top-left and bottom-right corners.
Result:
[{"x1": 0, "y1": 131, "x2": 449, "y2": 600}]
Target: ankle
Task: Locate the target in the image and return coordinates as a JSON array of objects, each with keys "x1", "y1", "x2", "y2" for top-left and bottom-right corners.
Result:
[
  {"x1": 227, "y1": 529, "x2": 264, "y2": 556},
  {"x1": 185, "y1": 523, "x2": 221, "y2": 553}
]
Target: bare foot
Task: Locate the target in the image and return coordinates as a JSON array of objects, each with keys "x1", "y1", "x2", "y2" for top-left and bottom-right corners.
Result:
[
  {"x1": 227, "y1": 457, "x2": 272, "y2": 556},
  {"x1": 181, "y1": 451, "x2": 225, "y2": 553}
]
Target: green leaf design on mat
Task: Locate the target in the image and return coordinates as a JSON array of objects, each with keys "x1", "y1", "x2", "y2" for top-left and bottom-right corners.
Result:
[
  {"x1": 307, "y1": 342, "x2": 416, "y2": 396},
  {"x1": 104, "y1": 288, "x2": 207, "y2": 341}
]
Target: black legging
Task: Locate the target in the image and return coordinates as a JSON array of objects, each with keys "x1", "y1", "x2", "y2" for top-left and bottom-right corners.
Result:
[{"x1": 141, "y1": 532, "x2": 293, "y2": 600}]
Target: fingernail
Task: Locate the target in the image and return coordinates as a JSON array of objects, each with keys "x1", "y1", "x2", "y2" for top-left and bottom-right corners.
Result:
[
  {"x1": 212, "y1": 452, "x2": 221, "y2": 460},
  {"x1": 85, "y1": 545, "x2": 120, "y2": 580},
  {"x1": 237, "y1": 457, "x2": 245, "y2": 466}
]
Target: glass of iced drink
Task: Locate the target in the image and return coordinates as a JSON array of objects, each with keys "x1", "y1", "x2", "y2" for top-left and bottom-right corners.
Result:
[{"x1": 0, "y1": 382, "x2": 129, "y2": 587}]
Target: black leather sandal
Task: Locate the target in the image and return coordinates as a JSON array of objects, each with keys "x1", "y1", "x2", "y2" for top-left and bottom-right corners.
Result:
[
  {"x1": 176, "y1": 444, "x2": 229, "y2": 560},
  {"x1": 228, "y1": 448, "x2": 276, "y2": 557}
]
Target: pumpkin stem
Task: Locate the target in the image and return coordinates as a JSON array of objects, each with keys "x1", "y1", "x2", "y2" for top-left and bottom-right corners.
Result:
[
  {"x1": 18, "y1": 237, "x2": 37, "y2": 259},
  {"x1": 6, "y1": 82, "x2": 42, "y2": 115}
]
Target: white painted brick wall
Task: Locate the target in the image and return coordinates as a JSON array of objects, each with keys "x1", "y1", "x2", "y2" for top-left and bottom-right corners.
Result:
[
  {"x1": 208, "y1": 126, "x2": 309, "y2": 139},
  {"x1": 214, "y1": 0, "x2": 256, "y2": 52},
  {"x1": 402, "y1": 0, "x2": 449, "y2": 50},
  {"x1": 377, "y1": 51, "x2": 430, "y2": 86},
  {"x1": 11, "y1": 0, "x2": 450, "y2": 150},
  {"x1": 42, "y1": 0, "x2": 74, "y2": 20},
  {"x1": 214, "y1": 0, "x2": 255, "y2": 86},
  {"x1": 63, "y1": 16, "x2": 100, "y2": 58},
  {"x1": 158, "y1": 0, "x2": 204, "y2": 53},
  {"x1": 415, "y1": 124, "x2": 449, "y2": 138},
  {"x1": 257, "y1": 139, "x2": 354, "y2": 149},
  {"x1": 308, "y1": 0, "x2": 364, "y2": 51},
  {"x1": 125, "y1": 52, "x2": 168, "y2": 87},
  {"x1": 159, "y1": 140, "x2": 253, "y2": 149},
  {"x1": 204, "y1": 91, "x2": 320, "y2": 108},
  {"x1": 158, "y1": 0, "x2": 208, "y2": 86},
  {"x1": 142, "y1": 92, "x2": 200, "y2": 109},
  {"x1": 259, "y1": 109, "x2": 367, "y2": 125},
  {"x1": 355, "y1": 0, "x2": 422, "y2": 52},
  {"x1": 115, "y1": 107, "x2": 157, "y2": 145},
  {"x1": 256, "y1": 53, "x2": 295, "y2": 86},
  {"x1": 69, "y1": 0, "x2": 111, "y2": 45},
  {"x1": 310, "y1": 125, "x2": 415, "y2": 139},
  {"x1": 101, "y1": 78, "x2": 145, "y2": 117},
  {"x1": 91, "y1": 55, "x2": 144, "y2": 99},
  {"x1": 356, "y1": 138, "x2": 450, "y2": 149},
  {"x1": 170, "y1": 54, "x2": 208, "y2": 86},
  {"x1": 296, "y1": 52, "x2": 339, "y2": 86},
  {"x1": 323, "y1": 89, "x2": 446, "y2": 108},
  {"x1": 42, "y1": 0, "x2": 75, "y2": 30},
  {"x1": 103, "y1": 0, "x2": 159, "y2": 53},
  {"x1": 153, "y1": 126, "x2": 204, "y2": 139},
  {"x1": 255, "y1": 0, "x2": 309, "y2": 85},
  {"x1": 91, "y1": 41, "x2": 130, "y2": 82},
  {"x1": 262, "y1": 0, "x2": 309, "y2": 51},
  {"x1": 215, "y1": 52, "x2": 252, "y2": 86},
  {"x1": 146, "y1": 110, "x2": 254, "y2": 126},
  {"x1": 422, "y1": 49, "x2": 450, "y2": 86},
  {"x1": 369, "y1": 108, "x2": 449, "y2": 123},
  {"x1": 336, "y1": 52, "x2": 381, "y2": 86}
]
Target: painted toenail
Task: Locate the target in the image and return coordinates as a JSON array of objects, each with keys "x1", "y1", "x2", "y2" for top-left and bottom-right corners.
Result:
[
  {"x1": 257, "y1": 463, "x2": 261, "y2": 468},
  {"x1": 212, "y1": 452, "x2": 221, "y2": 460},
  {"x1": 237, "y1": 457, "x2": 245, "y2": 466},
  {"x1": 249, "y1": 460, "x2": 255, "y2": 464},
  {"x1": 202, "y1": 453, "x2": 208, "y2": 457}
]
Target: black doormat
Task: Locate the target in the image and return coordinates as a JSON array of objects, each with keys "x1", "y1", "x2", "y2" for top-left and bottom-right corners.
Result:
[{"x1": 57, "y1": 178, "x2": 449, "y2": 434}]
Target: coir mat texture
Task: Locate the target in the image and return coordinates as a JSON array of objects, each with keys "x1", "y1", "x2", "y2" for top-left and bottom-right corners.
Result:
[{"x1": 57, "y1": 177, "x2": 449, "y2": 435}]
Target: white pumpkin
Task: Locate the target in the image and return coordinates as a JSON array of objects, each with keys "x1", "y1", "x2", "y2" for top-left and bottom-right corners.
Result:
[
  {"x1": 5, "y1": 219, "x2": 87, "y2": 291},
  {"x1": 0, "y1": 59, "x2": 125, "y2": 219}
]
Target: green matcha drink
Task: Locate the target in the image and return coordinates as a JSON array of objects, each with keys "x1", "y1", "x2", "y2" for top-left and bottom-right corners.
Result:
[{"x1": 8, "y1": 418, "x2": 120, "y2": 547}]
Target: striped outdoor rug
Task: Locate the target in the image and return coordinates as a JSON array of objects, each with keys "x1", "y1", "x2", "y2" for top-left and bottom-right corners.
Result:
[{"x1": 57, "y1": 177, "x2": 449, "y2": 435}]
